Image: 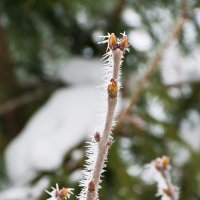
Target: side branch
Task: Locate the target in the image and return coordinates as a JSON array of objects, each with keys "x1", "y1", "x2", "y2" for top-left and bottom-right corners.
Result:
[{"x1": 153, "y1": 156, "x2": 179, "y2": 200}]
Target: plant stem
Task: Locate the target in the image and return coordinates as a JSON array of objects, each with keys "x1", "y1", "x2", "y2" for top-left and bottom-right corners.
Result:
[{"x1": 86, "y1": 47, "x2": 124, "y2": 200}]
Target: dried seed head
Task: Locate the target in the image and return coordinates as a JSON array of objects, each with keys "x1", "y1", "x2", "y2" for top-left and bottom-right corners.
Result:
[
  {"x1": 162, "y1": 156, "x2": 170, "y2": 170},
  {"x1": 108, "y1": 33, "x2": 117, "y2": 50},
  {"x1": 88, "y1": 180, "x2": 95, "y2": 193},
  {"x1": 94, "y1": 132, "x2": 101, "y2": 142},
  {"x1": 107, "y1": 78, "x2": 118, "y2": 98}
]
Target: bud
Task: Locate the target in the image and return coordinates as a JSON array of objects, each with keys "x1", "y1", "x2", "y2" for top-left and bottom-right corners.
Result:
[
  {"x1": 88, "y1": 180, "x2": 95, "y2": 193},
  {"x1": 60, "y1": 188, "x2": 70, "y2": 199},
  {"x1": 107, "y1": 78, "x2": 118, "y2": 98},
  {"x1": 119, "y1": 36, "x2": 129, "y2": 50},
  {"x1": 107, "y1": 139, "x2": 113, "y2": 148},
  {"x1": 46, "y1": 184, "x2": 74, "y2": 200},
  {"x1": 108, "y1": 33, "x2": 117, "y2": 50},
  {"x1": 162, "y1": 156, "x2": 170, "y2": 170},
  {"x1": 163, "y1": 188, "x2": 172, "y2": 197},
  {"x1": 94, "y1": 132, "x2": 101, "y2": 142}
]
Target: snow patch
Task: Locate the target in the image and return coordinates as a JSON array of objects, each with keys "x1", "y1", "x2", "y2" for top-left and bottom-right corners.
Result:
[
  {"x1": 5, "y1": 85, "x2": 98, "y2": 183},
  {"x1": 128, "y1": 30, "x2": 153, "y2": 52}
]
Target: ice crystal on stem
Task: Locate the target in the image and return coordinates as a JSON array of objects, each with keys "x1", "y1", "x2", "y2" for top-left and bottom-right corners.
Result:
[
  {"x1": 46, "y1": 184, "x2": 74, "y2": 200},
  {"x1": 78, "y1": 33, "x2": 129, "y2": 200}
]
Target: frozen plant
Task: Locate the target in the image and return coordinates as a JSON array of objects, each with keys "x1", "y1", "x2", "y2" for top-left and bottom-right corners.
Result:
[
  {"x1": 148, "y1": 156, "x2": 179, "y2": 200},
  {"x1": 78, "y1": 33, "x2": 129, "y2": 200},
  {"x1": 45, "y1": 183, "x2": 74, "y2": 200}
]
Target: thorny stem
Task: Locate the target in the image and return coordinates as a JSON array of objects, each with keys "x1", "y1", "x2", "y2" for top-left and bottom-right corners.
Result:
[
  {"x1": 86, "y1": 35, "x2": 128, "y2": 200},
  {"x1": 117, "y1": 0, "x2": 188, "y2": 124}
]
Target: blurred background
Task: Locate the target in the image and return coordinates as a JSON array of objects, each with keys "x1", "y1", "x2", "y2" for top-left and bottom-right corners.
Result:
[{"x1": 0, "y1": 0, "x2": 200, "y2": 199}]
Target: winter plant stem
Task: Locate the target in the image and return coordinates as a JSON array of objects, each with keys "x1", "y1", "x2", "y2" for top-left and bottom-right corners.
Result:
[
  {"x1": 160, "y1": 170, "x2": 176, "y2": 200},
  {"x1": 85, "y1": 34, "x2": 128, "y2": 200},
  {"x1": 154, "y1": 156, "x2": 179, "y2": 200}
]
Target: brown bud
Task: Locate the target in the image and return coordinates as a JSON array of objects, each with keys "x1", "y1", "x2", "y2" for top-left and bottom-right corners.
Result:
[
  {"x1": 107, "y1": 139, "x2": 113, "y2": 148},
  {"x1": 162, "y1": 156, "x2": 170, "y2": 170},
  {"x1": 107, "y1": 78, "x2": 118, "y2": 98},
  {"x1": 88, "y1": 180, "x2": 95, "y2": 193},
  {"x1": 55, "y1": 188, "x2": 71, "y2": 199},
  {"x1": 120, "y1": 36, "x2": 129, "y2": 50},
  {"x1": 94, "y1": 132, "x2": 101, "y2": 142},
  {"x1": 109, "y1": 33, "x2": 117, "y2": 49},
  {"x1": 60, "y1": 188, "x2": 68, "y2": 199},
  {"x1": 163, "y1": 188, "x2": 172, "y2": 197}
]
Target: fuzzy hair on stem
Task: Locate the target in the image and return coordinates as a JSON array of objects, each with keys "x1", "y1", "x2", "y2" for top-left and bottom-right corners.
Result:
[{"x1": 77, "y1": 33, "x2": 129, "y2": 200}]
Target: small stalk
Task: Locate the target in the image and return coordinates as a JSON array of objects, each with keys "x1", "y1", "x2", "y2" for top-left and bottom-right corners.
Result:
[
  {"x1": 78, "y1": 33, "x2": 129, "y2": 200},
  {"x1": 153, "y1": 156, "x2": 179, "y2": 200}
]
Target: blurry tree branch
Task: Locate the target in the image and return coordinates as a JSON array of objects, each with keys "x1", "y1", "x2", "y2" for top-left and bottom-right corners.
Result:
[
  {"x1": 117, "y1": 0, "x2": 189, "y2": 124},
  {"x1": 0, "y1": 21, "x2": 19, "y2": 102},
  {"x1": 0, "y1": 88, "x2": 49, "y2": 115},
  {"x1": 110, "y1": 0, "x2": 125, "y2": 23}
]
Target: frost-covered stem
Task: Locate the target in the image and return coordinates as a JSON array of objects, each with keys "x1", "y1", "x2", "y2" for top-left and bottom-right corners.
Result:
[
  {"x1": 160, "y1": 170, "x2": 176, "y2": 200},
  {"x1": 86, "y1": 34, "x2": 128, "y2": 200},
  {"x1": 87, "y1": 50, "x2": 122, "y2": 200},
  {"x1": 154, "y1": 156, "x2": 179, "y2": 200}
]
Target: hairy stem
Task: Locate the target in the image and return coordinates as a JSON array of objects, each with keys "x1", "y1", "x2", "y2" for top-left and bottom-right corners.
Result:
[
  {"x1": 86, "y1": 47, "x2": 124, "y2": 200},
  {"x1": 154, "y1": 156, "x2": 179, "y2": 200},
  {"x1": 161, "y1": 170, "x2": 177, "y2": 200}
]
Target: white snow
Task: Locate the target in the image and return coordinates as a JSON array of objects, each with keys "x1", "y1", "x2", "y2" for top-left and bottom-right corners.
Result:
[
  {"x1": 56, "y1": 57, "x2": 102, "y2": 85},
  {"x1": 147, "y1": 97, "x2": 168, "y2": 122},
  {"x1": 128, "y1": 30, "x2": 153, "y2": 52},
  {"x1": 149, "y1": 8, "x2": 173, "y2": 41},
  {"x1": 161, "y1": 42, "x2": 200, "y2": 85},
  {"x1": 183, "y1": 21, "x2": 197, "y2": 46},
  {"x1": 194, "y1": 8, "x2": 200, "y2": 27},
  {"x1": 92, "y1": 30, "x2": 104, "y2": 43},
  {"x1": 3, "y1": 55, "x2": 121, "y2": 200},
  {"x1": 5, "y1": 57, "x2": 106, "y2": 184},
  {"x1": 180, "y1": 110, "x2": 200, "y2": 151},
  {"x1": 0, "y1": 178, "x2": 49, "y2": 200},
  {"x1": 122, "y1": 8, "x2": 142, "y2": 27},
  {"x1": 5, "y1": 85, "x2": 98, "y2": 183}
]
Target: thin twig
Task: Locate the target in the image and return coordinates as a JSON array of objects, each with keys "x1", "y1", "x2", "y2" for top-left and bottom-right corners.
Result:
[
  {"x1": 0, "y1": 88, "x2": 47, "y2": 115},
  {"x1": 154, "y1": 156, "x2": 179, "y2": 200},
  {"x1": 85, "y1": 34, "x2": 129, "y2": 200}
]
